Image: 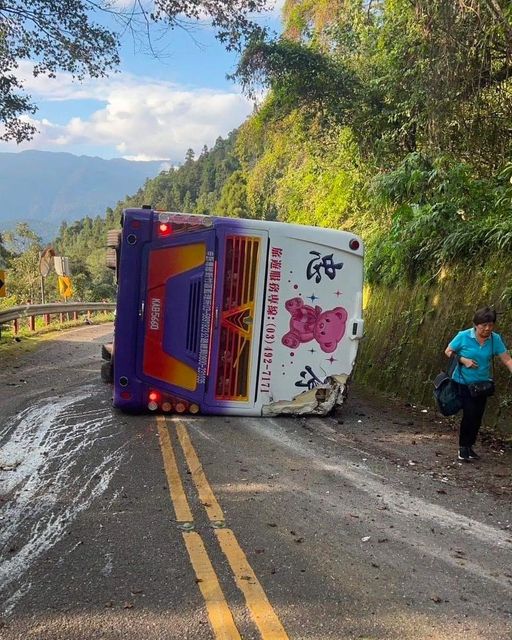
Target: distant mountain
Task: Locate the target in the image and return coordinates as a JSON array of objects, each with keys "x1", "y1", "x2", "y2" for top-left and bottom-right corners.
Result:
[{"x1": 0, "y1": 150, "x2": 169, "y2": 239}]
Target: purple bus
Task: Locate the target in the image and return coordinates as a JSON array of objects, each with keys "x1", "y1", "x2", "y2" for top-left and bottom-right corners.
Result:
[{"x1": 103, "y1": 208, "x2": 364, "y2": 415}]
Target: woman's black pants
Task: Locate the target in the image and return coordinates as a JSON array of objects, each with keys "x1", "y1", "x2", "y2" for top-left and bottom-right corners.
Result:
[{"x1": 455, "y1": 382, "x2": 487, "y2": 447}]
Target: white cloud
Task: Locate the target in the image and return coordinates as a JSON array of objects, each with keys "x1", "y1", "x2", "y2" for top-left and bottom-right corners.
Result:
[
  {"x1": 267, "y1": 0, "x2": 285, "y2": 16},
  {"x1": 3, "y1": 65, "x2": 254, "y2": 161}
]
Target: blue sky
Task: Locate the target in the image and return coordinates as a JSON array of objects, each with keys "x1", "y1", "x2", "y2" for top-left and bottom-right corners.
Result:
[{"x1": 0, "y1": 2, "x2": 283, "y2": 163}]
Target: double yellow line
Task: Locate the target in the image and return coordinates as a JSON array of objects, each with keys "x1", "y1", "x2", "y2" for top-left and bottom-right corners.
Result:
[{"x1": 157, "y1": 416, "x2": 289, "y2": 640}]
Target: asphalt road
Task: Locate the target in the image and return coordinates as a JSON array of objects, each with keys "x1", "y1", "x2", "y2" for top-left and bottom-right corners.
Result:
[{"x1": 0, "y1": 324, "x2": 511, "y2": 639}]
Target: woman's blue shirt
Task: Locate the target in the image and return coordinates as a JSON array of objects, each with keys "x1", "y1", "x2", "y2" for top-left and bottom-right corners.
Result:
[{"x1": 448, "y1": 329, "x2": 506, "y2": 384}]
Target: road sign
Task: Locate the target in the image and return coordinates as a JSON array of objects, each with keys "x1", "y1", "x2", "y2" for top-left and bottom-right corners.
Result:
[
  {"x1": 0, "y1": 270, "x2": 5, "y2": 297},
  {"x1": 39, "y1": 248, "x2": 55, "y2": 277},
  {"x1": 54, "y1": 256, "x2": 71, "y2": 276},
  {"x1": 58, "y1": 276, "x2": 73, "y2": 299}
]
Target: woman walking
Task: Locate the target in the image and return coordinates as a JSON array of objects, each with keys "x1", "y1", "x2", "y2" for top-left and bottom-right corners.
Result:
[{"x1": 445, "y1": 307, "x2": 512, "y2": 461}]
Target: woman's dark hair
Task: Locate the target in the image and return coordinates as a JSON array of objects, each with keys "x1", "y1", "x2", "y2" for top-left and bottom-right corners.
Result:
[{"x1": 473, "y1": 306, "x2": 497, "y2": 325}]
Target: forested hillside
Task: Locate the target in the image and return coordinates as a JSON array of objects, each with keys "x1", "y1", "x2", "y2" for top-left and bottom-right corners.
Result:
[
  {"x1": 2, "y1": 1, "x2": 512, "y2": 432},
  {"x1": 109, "y1": 0, "x2": 512, "y2": 288}
]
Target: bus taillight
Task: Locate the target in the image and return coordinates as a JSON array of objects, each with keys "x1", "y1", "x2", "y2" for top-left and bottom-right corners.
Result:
[
  {"x1": 158, "y1": 223, "x2": 172, "y2": 236},
  {"x1": 148, "y1": 390, "x2": 160, "y2": 409}
]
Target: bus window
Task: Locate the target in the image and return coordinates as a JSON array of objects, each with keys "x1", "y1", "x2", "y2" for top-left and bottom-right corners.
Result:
[{"x1": 104, "y1": 208, "x2": 364, "y2": 416}]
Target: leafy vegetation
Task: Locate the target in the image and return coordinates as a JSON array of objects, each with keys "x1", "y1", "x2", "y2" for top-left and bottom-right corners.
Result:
[
  {"x1": 228, "y1": 0, "x2": 512, "y2": 283},
  {"x1": 3, "y1": 0, "x2": 512, "y2": 306}
]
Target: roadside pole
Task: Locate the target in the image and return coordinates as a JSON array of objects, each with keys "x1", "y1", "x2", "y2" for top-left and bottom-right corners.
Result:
[
  {"x1": 0, "y1": 267, "x2": 5, "y2": 339},
  {"x1": 39, "y1": 248, "x2": 55, "y2": 305},
  {"x1": 39, "y1": 253, "x2": 45, "y2": 304}
]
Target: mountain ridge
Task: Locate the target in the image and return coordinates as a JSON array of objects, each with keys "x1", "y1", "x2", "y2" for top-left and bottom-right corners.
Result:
[{"x1": 0, "y1": 150, "x2": 171, "y2": 239}]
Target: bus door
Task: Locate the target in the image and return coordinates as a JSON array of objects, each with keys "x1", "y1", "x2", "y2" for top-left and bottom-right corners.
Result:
[
  {"x1": 137, "y1": 229, "x2": 216, "y2": 407},
  {"x1": 203, "y1": 228, "x2": 269, "y2": 412}
]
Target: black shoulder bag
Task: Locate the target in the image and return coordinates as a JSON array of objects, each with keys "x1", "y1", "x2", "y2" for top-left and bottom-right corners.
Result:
[
  {"x1": 433, "y1": 353, "x2": 462, "y2": 416},
  {"x1": 463, "y1": 335, "x2": 495, "y2": 399}
]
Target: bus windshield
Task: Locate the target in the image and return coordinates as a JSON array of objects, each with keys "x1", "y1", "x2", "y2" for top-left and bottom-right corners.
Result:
[{"x1": 107, "y1": 208, "x2": 364, "y2": 416}]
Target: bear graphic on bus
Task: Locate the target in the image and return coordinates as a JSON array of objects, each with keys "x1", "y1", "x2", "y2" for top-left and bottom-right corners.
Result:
[{"x1": 281, "y1": 297, "x2": 348, "y2": 353}]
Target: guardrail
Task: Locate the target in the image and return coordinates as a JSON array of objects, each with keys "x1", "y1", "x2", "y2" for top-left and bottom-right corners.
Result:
[{"x1": 0, "y1": 302, "x2": 116, "y2": 338}]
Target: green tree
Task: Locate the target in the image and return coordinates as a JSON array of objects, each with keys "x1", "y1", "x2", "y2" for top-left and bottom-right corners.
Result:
[
  {"x1": 236, "y1": 1, "x2": 512, "y2": 167},
  {"x1": 3, "y1": 223, "x2": 43, "y2": 303},
  {"x1": 216, "y1": 170, "x2": 249, "y2": 218}
]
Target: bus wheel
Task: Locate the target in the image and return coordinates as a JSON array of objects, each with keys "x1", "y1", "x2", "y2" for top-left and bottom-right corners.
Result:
[
  {"x1": 107, "y1": 229, "x2": 122, "y2": 248},
  {"x1": 101, "y1": 359, "x2": 113, "y2": 383},
  {"x1": 105, "y1": 247, "x2": 117, "y2": 269},
  {"x1": 101, "y1": 342, "x2": 113, "y2": 361}
]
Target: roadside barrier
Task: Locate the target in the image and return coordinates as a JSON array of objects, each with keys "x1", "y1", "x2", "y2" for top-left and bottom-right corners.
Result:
[{"x1": 0, "y1": 302, "x2": 115, "y2": 338}]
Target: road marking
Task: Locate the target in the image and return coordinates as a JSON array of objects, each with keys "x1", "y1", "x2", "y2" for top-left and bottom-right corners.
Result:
[
  {"x1": 175, "y1": 421, "x2": 224, "y2": 522},
  {"x1": 215, "y1": 528, "x2": 289, "y2": 640},
  {"x1": 157, "y1": 415, "x2": 193, "y2": 522},
  {"x1": 156, "y1": 416, "x2": 241, "y2": 638},
  {"x1": 183, "y1": 532, "x2": 242, "y2": 640},
  {"x1": 174, "y1": 418, "x2": 289, "y2": 640}
]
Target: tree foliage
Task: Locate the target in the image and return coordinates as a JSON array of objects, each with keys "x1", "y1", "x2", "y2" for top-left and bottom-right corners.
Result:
[
  {"x1": 53, "y1": 209, "x2": 119, "y2": 301},
  {"x1": 0, "y1": 0, "x2": 269, "y2": 142},
  {"x1": 232, "y1": 36, "x2": 357, "y2": 125},
  {"x1": 235, "y1": 0, "x2": 512, "y2": 166},
  {"x1": 229, "y1": 0, "x2": 512, "y2": 284},
  {"x1": 114, "y1": 132, "x2": 241, "y2": 217},
  {"x1": 2, "y1": 224, "x2": 43, "y2": 303},
  {"x1": 0, "y1": 0, "x2": 119, "y2": 142},
  {"x1": 5, "y1": 0, "x2": 512, "y2": 302}
]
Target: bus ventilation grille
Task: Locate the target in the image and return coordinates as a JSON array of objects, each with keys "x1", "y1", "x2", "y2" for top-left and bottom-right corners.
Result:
[
  {"x1": 215, "y1": 235, "x2": 260, "y2": 401},
  {"x1": 186, "y1": 279, "x2": 202, "y2": 354}
]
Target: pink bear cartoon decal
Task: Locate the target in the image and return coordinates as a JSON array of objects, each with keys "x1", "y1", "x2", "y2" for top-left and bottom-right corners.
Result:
[{"x1": 281, "y1": 297, "x2": 348, "y2": 353}]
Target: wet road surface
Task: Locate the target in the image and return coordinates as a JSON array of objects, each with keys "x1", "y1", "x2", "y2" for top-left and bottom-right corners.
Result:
[{"x1": 0, "y1": 324, "x2": 511, "y2": 639}]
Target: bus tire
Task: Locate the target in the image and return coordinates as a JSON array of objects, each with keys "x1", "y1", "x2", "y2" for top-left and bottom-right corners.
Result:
[
  {"x1": 101, "y1": 359, "x2": 113, "y2": 383},
  {"x1": 107, "y1": 229, "x2": 122, "y2": 248},
  {"x1": 101, "y1": 342, "x2": 113, "y2": 361},
  {"x1": 105, "y1": 247, "x2": 117, "y2": 269}
]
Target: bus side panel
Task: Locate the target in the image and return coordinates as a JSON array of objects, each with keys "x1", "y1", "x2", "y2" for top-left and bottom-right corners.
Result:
[{"x1": 256, "y1": 231, "x2": 364, "y2": 413}]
